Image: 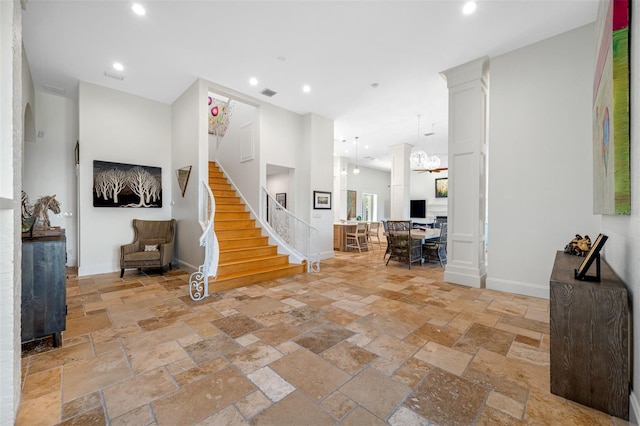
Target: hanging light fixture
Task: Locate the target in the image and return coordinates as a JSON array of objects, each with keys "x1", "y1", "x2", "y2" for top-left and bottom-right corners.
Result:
[
  {"x1": 353, "y1": 136, "x2": 361, "y2": 175},
  {"x1": 410, "y1": 115, "x2": 440, "y2": 170}
]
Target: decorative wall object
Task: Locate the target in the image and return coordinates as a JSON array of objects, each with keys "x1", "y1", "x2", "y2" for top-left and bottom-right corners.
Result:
[
  {"x1": 176, "y1": 165, "x2": 192, "y2": 197},
  {"x1": 435, "y1": 178, "x2": 448, "y2": 198},
  {"x1": 276, "y1": 193, "x2": 286, "y2": 208},
  {"x1": 240, "y1": 122, "x2": 255, "y2": 162},
  {"x1": 93, "y1": 160, "x2": 162, "y2": 208},
  {"x1": 313, "y1": 191, "x2": 331, "y2": 210},
  {"x1": 208, "y1": 95, "x2": 233, "y2": 137},
  {"x1": 347, "y1": 190, "x2": 356, "y2": 219},
  {"x1": 593, "y1": 0, "x2": 630, "y2": 215}
]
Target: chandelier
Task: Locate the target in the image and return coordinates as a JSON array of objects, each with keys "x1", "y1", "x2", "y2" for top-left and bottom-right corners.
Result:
[{"x1": 410, "y1": 115, "x2": 440, "y2": 170}]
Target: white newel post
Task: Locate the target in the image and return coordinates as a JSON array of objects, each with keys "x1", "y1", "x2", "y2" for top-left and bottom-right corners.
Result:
[
  {"x1": 390, "y1": 143, "x2": 412, "y2": 220},
  {"x1": 440, "y1": 57, "x2": 488, "y2": 288}
]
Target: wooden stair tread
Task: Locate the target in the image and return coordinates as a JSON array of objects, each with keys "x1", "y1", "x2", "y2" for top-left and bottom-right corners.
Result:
[{"x1": 219, "y1": 254, "x2": 288, "y2": 267}]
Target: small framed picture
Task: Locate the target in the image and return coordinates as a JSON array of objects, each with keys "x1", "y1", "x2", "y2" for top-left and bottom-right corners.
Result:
[
  {"x1": 575, "y1": 233, "x2": 608, "y2": 281},
  {"x1": 276, "y1": 193, "x2": 286, "y2": 208},
  {"x1": 313, "y1": 191, "x2": 332, "y2": 210}
]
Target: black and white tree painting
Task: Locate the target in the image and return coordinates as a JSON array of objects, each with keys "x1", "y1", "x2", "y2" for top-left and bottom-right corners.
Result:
[{"x1": 93, "y1": 160, "x2": 162, "y2": 208}]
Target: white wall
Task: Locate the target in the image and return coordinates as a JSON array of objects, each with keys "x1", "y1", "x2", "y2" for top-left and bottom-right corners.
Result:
[
  {"x1": 77, "y1": 82, "x2": 172, "y2": 276},
  {"x1": 410, "y1": 169, "x2": 448, "y2": 222},
  {"x1": 23, "y1": 91, "x2": 78, "y2": 265},
  {"x1": 342, "y1": 164, "x2": 391, "y2": 221},
  {"x1": 171, "y1": 80, "x2": 205, "y2": 272},
  {"x1": 487, "y1": 24, "x2": 599, "y2": 298},
  {"x1": 0, "y1": 0, "x2": 22, "y2": 422},
  {"x1": 603, "y1": 1, "x2": 640, "y2": 421},
  {"x1": 266, "y1": 171, "x2": 291, "y2": 208}
]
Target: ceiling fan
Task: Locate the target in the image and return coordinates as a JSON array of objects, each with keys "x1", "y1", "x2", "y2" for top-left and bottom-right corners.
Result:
[{"x1": 415, "y1": 167, "x2": 448, "y2": 173}]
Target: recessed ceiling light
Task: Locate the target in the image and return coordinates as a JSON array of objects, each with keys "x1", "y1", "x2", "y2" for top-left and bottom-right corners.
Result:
[
  {"x1": 113, "y1": 62, "x2": 124, "y2": 71},
  {"x1": 365, "y1": 145, "x2": 369, "y2": 149},
  {"x1": 132, "y1": 3, "x2": 146, "y2": 16},
  {"x1": 462, "y1": 1, "x2": 477, "y2": 15},
  {"x1": 249, "y1": 77, "x2": 258, "y2": 86},
  {"x1": 303, "y1": 85, "x2": 311, "y2": 93}
]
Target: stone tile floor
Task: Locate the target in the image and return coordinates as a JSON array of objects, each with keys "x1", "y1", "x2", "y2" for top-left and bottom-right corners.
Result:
[{"x1": 17, "y1": 250, "x2": 630, "y2": 425}]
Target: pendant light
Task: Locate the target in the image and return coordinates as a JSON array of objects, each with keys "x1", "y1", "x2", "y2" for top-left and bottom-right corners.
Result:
[
  {"x1": 353, "y1": 136, "x2": 360, "y2": 175},
  {"x1": 410, "y1": 115, "x2": 440, "y2": 169}
]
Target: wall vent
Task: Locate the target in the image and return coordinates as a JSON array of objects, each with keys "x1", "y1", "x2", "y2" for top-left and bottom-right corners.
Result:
[
  {"x1": 42, "y1": 84, "x2": 66, "y2": 95},
  {"x1": 261, "y1": 88, "x2": 277, "y2": 97}
]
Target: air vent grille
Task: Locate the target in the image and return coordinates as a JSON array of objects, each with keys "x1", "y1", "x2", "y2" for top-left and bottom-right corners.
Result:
[{"x1": 261, "y1": 88, "x2": 277, "y2": 97}]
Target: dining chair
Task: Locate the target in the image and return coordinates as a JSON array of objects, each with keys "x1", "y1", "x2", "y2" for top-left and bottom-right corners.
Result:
[
  {"x1": 346, "y1": 222, "x2": 369, "y2": 253},
  {"x1": 423, "y1": 222, "x2": 447, "y2": 267},
  {"x1": 367, "y1": 221, "x2": 382, "y2": 250},
  {"x1": 385, "y1": 220, "x2": 422, "y2": 269}
]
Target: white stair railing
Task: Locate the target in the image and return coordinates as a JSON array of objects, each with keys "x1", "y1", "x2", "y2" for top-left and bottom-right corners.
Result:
[
  {"x1": 261, "y1": 188, "x2": 320, "y2": 273},
  {"x1": 189, "y1": 181, "x2": 219, "y2": 300}
]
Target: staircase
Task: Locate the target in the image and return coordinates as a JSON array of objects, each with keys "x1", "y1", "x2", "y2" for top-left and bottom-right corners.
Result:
[{"x1": 208, "y1": 162, "x2": 306, "y2": 291}]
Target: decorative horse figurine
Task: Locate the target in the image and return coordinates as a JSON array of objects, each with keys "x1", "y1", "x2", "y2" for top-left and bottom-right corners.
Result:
[{"x1": 31, "y1": 194, "x2": 61, "y2": 227}]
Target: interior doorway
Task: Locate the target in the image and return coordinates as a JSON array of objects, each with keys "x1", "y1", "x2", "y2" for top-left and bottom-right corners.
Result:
[{"x1": 362, "y1": 193, "x2": 377, "y2": 222}]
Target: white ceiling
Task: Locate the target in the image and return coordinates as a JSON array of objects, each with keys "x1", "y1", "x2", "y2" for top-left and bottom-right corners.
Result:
[{"x1": 22, "y1": 0, "x2": 598, "y2": 171}]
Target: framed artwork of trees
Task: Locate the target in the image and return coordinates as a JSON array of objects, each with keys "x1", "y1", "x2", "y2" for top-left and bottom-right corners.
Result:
[{"x1": 93, "y1": 160, "x2": 162, "y2": 208}]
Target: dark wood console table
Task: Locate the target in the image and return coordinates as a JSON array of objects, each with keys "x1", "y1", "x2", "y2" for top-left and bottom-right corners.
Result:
[
  {"x1": 550, "y1": 250, "x2": 629, "y2": 419},
  {"x1": 21, "y1": 229, "x2": 67, "y2": 347}
]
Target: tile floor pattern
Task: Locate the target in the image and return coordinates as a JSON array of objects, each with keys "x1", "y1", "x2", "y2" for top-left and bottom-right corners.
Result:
[{"x1": 17, "y1": 251, "x2": 630, "y2": 426}]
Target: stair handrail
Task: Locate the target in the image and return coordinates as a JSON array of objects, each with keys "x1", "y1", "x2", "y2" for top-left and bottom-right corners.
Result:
[
  {"x1": 189, "y1": 180, "x2": 219, "y2": 300},
  {"x1": 214, "y1": 162, "x2": 319, "y2": 272},
  {"x1": 261, "y1": 187, "x2": 320, "y2": 273}
]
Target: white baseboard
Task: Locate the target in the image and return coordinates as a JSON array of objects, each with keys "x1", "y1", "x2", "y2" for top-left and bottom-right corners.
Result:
[
  {"x1": 319, "y1": 250, "x2": 335, "y2": 261},
  {"x1": 444, "y1": 269, "x2": 487, "y2": 288},
  {"x1": 629, "y1": 390, "x2": 640, "y2": 425},
  {"x1": 486, "y1": 277, "x2": 549, "y2": 299},
  {"x1": 78, "y1": 263, "x2": 117, "y2": 277},
  {"x1": 176, "y1": 259, "x2": 198, "y2": 274}
]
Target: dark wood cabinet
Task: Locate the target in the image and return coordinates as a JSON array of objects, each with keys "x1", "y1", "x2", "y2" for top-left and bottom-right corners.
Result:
[
  {"x1": 21, "y1": 231, "x2": 67, "y2": 347},
  {"x1": 550, "y1": 251, "x2": 629, "y2": 420}
]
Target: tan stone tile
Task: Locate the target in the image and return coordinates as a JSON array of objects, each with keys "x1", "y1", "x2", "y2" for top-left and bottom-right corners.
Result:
[
  {"x1": 196, "y1": 405, "x2": 248, "y2": 425},
  {"x1": 64, "y1": 311, "x2": 113, "y2": 339},
  {"x1": 252, "y1": 322, "x2": 300, "y2": 345},
  {"x1": 411, "y1": 322, "x2": 462, "y2": 347},
  {"x1": 486, "y1": 299, "x2": 528, "y2": 316},
  {"x1": 340, "y1": 367, "x2": 410, "y2": 419},
  {"x1": 58, "y1": 406, "x2": 106, "y2": 425},
  {"x1": 183, "y1": 334, "x2": 240, "y2": 365},
  {"x1": 110, "y1": 308, "x2": 155, "y2": 327},
  {"x1": 213, "y1": 314, "x2": 264, "y2": 338},
  {"x1": 172, "y1": 357, "x2": 230, "y2": 387},
  {"x1": 61, "y1": 391, "x2": 102, "y2": 421},
  {"x1": 405, "y1": 367, "x2": 487, "y2": 425},
  {"x1": 228, "y1": 342, "x2": 283, "y2": 374},
  {"x1": 22, "y1": 367, "x2": 61, "y2": 401},
  {"x1": 250, "y1": 391, "x2": 334, "y2": 426},
  {"x1": 463, "y1": 366, "x2": 529, "y2": 403},
  {"x1": 294, "y1": 322, "x2": 354, "y2": 354},
  {"x1": 487, "y1": 390, "x2": 525, "y2": 419},
  {"x1": 321, "y1": 341, "x2": 377, "y2": 374},
  {"x1": 15, "y1": 390, "x2": 61, "y2": 426},
  {"x1": 109, "y1": 404, "x2": 154, "y2": 426},
  {"x1": 320, "y1": 391, "x2": 356, "y2": 420},
  {"x1": 340, "y1": 406, "x2": 387, "y2": 425},
  {"x1": 414, "y1": 341, "x2": 472, "y2": 376},
  {"x1": 104, "y1": 369, "x2": 179, "y2": 420},
  {"x1": 247, "y1": 366, "x2": 296, "y2": 402},
  {"x1": 366, "y1": 334, "x2": 418, "y2": 365},
  {"x1": 121, "y1": 320, "x2": 196, "y2": 352},
  {"x1": 127, "y1": 340, "x2": 189, "y2": 374},
  {"x1": 152, "y1": 367, "x2": 254, "y2": 424},
  {"x1": 323, "y1": 308, "x2": 361, "y2": 326},
  {"x1": 507, "y1": 341, "x2": 550, "y2": 366},
  {"x1": 524, "y1": 389, "x2": 612, "y2": 425},
  {"x1": 392, "y1": 357, "x2": 433, "y2": 387},
  {"x1": 62, "y1": 349, "x2": 132, "y2": 402},
  {"x1": 515, "y1": 334, "x2": 540, "y2": 347},
  {"x1": 454, "y1": 322, "x2": 515, "y2": 355},
  {"x1": 388, "y1": 406, "x2": 429, "y2": 426},
  {"x1": 476, "y1": 406, "x2": 524, "y2": 426},
  {"x1": 499, "y1": 314, "x2": 549, "y2": 334},
  {"x1": 470, "y1": 348, "x2": 549, "y2": 393},
  {"x1": 270, "y1": 348, "x2": 350, "y2": 401},
  {"x1": 234, "y1": 390, "x2": 272, "y2": 419},
  {"x1": 29, "y1": 342, "x2": 93, "y2": 374}
]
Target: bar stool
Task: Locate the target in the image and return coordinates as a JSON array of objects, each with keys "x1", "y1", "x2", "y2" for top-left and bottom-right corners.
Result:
[{"x1": 346, "y1": 222, "x2": 369, "y2": 252}]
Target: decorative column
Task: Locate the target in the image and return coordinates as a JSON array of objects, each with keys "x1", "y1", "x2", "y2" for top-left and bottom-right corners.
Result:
[
  {"x1": 440, "y1": 57, "x2": 488, "y2": 288},
  {"x1": 390, "y1": 143, "x2": 412, "y2": 219}
]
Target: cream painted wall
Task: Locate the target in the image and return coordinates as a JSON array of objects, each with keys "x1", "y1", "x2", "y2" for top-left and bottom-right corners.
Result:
[
  {"x1": 171, "y1": 80, "x2": 205, "y2": 272},
  {"x1": 77, "y1": 82, "x2": 172, "y2": 276},
  {"x1": 487, "y1": 24, "x2": 599, "y2": 298},
  {"x1": 23, "y1": 91, "x2": 78, "y2": 265}
]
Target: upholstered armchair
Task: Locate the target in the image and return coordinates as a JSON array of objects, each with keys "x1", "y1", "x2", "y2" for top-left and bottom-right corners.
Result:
[{"x1": 120, "y1": 219, "x2": 176, "y2": 277}]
